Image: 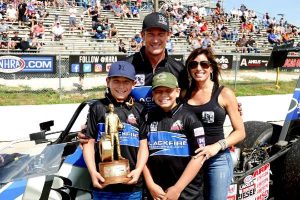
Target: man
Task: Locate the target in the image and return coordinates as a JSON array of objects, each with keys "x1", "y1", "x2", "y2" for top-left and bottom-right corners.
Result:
[
  {"x1": 52, "y1": 22, "x2": 64, "y2": 41},
  {"x1": 11, "y1": 31, "x2": 22, "y2": 49},
  {"x1": 124, "y1": 12, "x2": 188, "y2": 109},
  {"x1": 82, "y1": 61, "x2": 148, "y2": 199},
  {"x1": 246, "y1": 35, "x2": 258, "y2": 53}
]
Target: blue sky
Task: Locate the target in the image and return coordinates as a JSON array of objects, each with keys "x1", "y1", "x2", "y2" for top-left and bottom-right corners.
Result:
[{"x1": 223, "y1": 0, "x2": 299, "y2": 26}]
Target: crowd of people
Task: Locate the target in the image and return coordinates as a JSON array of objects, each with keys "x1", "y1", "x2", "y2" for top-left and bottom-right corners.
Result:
[{"x1": 0, "y1": 0, "x2": 298, "y2": 53}]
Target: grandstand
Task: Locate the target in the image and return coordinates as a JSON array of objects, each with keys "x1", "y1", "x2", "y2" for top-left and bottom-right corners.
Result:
[{"x1": 0, "y1": 1, "x2": 299, "y2": 57}]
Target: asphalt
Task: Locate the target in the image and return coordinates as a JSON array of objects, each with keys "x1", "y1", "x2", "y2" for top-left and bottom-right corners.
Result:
[{"x1": 0, "y1": 94, "x2": 293, "y2": 142}]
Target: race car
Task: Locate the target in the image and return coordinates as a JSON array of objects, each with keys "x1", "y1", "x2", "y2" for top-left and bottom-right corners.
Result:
[{"x1": 0, "y1": 44, "x2": 299, "y2": 200}]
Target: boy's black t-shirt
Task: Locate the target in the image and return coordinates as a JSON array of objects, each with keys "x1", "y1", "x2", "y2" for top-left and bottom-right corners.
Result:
[
  {"x1": 85, "y1": 93, "x2": 147, "y2": 192},
  {"x1": 141, "y1": 104, "x2": 205, "y2": 199}
]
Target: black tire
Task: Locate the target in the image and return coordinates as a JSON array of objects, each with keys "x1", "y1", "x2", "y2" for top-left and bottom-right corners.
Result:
[
  {"x1": 236, "y1": 121, "x2": 273, "y2": 150},
  {"x1": 281, "y1": 139, "x2": 300, "y2": 199}
]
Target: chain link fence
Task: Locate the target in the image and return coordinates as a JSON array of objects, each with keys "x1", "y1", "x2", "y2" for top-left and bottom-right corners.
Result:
[{"x1": 0, "y1": 52, "x2": 299, "y2": 105}]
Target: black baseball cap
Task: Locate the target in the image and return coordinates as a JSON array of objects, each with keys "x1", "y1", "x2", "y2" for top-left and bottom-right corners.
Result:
[{"x1": 142, "y1": 12, "x2": 169, "y2": 32}]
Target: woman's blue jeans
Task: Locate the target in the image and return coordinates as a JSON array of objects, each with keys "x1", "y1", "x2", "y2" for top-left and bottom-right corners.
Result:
[{"x1": 203, "y1": 149, "x2": 233, "y2": 200}]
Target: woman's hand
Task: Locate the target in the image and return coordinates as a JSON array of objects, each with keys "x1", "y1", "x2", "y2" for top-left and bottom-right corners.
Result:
[{"x1": 194, "y1": 143, "x2": 222, "y2": 160}]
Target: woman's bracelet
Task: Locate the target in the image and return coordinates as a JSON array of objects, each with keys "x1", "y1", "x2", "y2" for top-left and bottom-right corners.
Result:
[{"x1": 217, "y1": 139, "x2": 228, "y2": 151}]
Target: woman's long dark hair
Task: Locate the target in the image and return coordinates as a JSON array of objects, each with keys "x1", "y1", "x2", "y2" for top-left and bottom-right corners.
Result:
[{"x1": 185, "y1": 48, "x2": 220, "y2": 99}]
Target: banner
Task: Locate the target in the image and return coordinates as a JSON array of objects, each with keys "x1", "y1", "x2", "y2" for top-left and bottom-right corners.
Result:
[
  {"x1": 69, "y1": 55, "x2": 127, "y2": 73},
  {"x1": 239, "y1": 55, "x2": 269, "y2": 70},
  {"x1": 0, "y1": 55, "x2": 56, "y2": 73},
  {"x1": 216, "y1": 55, "x2": 233, "y2": 70},
  {"x1": 69, "y1": 54, "x2": 185, "y2": 73}
]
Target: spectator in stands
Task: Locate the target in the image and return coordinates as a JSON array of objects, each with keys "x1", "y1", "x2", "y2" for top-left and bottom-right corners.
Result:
[
  {"x1": 136, "y1": 0, "x2": 142, "y2": 9},
  {"x1": 0, "y1": 32, "x2": 10, "y2": 49},
  {"x1": 0, "y1": 19, "x2": 10, "y2": 33},
  {"x1": 166, "y1": 39, "x2": 174, "y2": 53},
  {"x1": 245, "y1": 21, "x2": 253, "y2": 33},
  {"x1": 52, "y1": 21, "x2": 64, "y2": 41},
  {"x1": 171, "y1": 21, "x2": 181, "y2": 37},
  {"x1": 198, "y1": 5, "x2": 207, "y2": 17},
  {"x1": 189, "y1": 30, "x2": 201, "y2": 50},
  {"x1": 88, "y1": 6, "x2": 99, "y2": 31},
  {"x1": 230, "y1": 27, "x2": 238, "y2": 41},
  {"x1": 221, "y1": 27, "x2": 230, "y2": 40},
  {"x1": 0, "y1": 0, "x2": 6, "y2": 16},
  {"x1": 246, "y1": 35, "x2": 258, "y2": 53},
  {"x1": 179, "y1": 22, "x2": 188, "y2": 36},
  {"x1": 235, "y1": 35, "x2": 247, "y2": 53},
  {"x1": 11, "y1": 31, "x2": 22, "y2": 50},
  {"x1": 103, "y1": 0, "x2": 112, "y2": 10},
  {"x1": 78, "y1": 15, "x2": 85, "y2": 33},
  {"x1": 268, "y1": 29, "x2": 280, "y2": 45},
  {"x1": 133, "y1": 32, "x2": 142, "y2": 50},
  {"x1": 200, "y1": 21, "x2": 208, "y2": 33},
  {"x1": 6, "y1": 4, "x2": 17, "y2": 22},
  {"x1": 18, "y1": 0, "x2": 27, "y2": 27},
  {"x1": 282, "y1": 32, "x2": 292, "y2": 44},
  {"x1": 118, "y1": 38, "x2": 126, "y2": 53},
  {"x1": 27, "y1": 32, "x2": 42, "y2": 50},
  {"x1": 112, "y1": 1, "x2": 123, "y2": 18},
  {"x1": 108, "y1": 23, "x2": 118, "y2": 39},
  {"x1": 94, "y1": 21, "x2": 106, "y2": 39},
  {"x1": 69, "y1": 3, "x2": 77, "y2": 31},
  {"x1": 230, "y1": 7, "x2": 238, "y2": 20},
  {"x1": 131, "y1": 4, "x2": 140, "y2": 18},
  {"x1": 201, "y1": 33, "x2": 212, "y2": 49},
  {"x1": 129, "y1": 37, "x2": 138, "y2": 52},
  {"x1": 121, "y1": 3, "x2": 131, "y2": 19},
  {"x1": 32, "y1": 21, "x2": 45, "y2": 39},
  {"x1": 296, "y1": 42, "x2": 300, "y2": 47},
  {"x1": 211, "y1": 27, "x2": 220, "y2": 42}
]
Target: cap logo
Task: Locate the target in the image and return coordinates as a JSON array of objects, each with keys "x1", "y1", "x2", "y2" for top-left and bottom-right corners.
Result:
[
  {"x1": 118, "y1": 64, "x2": 124, "y2": 71},
  {"x1": 158, "y1": 14, "x2": 167, "y2": 26},
  {"x1": 157, "y1": 73, "x2": 167, "y2": 79}
]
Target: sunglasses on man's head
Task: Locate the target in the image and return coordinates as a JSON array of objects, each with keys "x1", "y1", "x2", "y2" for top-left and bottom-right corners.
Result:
[{"x1": 188, "y1": 60, "x2": 211, "y2": 69}]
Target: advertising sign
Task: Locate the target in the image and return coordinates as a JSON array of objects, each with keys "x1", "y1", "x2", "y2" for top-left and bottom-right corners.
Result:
[
  {"x1": 0, "y1": 55, "x2": 56, "y2": 73},
  {"x1": 69, "y1": 54, "x2": 184, "y2": 73},
  {"x1": 239, "y1": 55, "x2": 269, "y2": 70},
  {"x1": 216, "y1": 55, "x2": 233, "y2": 70}
]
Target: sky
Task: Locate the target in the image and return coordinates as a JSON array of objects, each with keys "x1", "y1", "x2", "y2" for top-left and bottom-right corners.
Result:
[{"x1": 223, "y1": 0, "x2": 299, "y2": 26}]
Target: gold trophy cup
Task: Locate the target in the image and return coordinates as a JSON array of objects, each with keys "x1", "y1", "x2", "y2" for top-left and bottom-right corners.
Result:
[{"x1": 98, "y1": 104, "x2": 130, "y2": 185}]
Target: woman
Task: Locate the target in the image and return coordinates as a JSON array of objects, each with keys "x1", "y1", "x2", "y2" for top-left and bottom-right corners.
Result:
[{"x1": 184, "y1": 48, "x2": 245, "y2": 200}]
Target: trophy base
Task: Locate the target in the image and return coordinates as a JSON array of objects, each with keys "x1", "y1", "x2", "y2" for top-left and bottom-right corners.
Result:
[{"x1": 99, "y1": 159, "x2": 130, "y2": 185}]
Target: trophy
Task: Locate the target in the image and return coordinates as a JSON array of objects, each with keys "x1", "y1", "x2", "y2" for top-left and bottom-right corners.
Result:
[{"x1": 98, "y1": 104, "x2": 130, "y2": 185}]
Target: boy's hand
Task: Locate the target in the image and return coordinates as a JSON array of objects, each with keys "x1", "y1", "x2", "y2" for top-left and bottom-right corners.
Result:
[
  {"x1": 164, "y1": 186, "x2": 181, "y2": 200},
  {"x1": 125, "y1": 169, "x2": 141, "y2": 185},
  {"x1": 148, "y1": 182, "x2": 166, "y2": 200},
  {"x1": 91, "y1": 171, "x2": 106, "y2": 189}
]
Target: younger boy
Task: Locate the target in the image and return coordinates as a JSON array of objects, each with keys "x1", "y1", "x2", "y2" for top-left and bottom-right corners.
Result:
[
  {"x1": 82, "y1": 61, "x2": 148, "y2": 199},
  {"x1": 141, "y1": 72, "x2": 206, "y2": 200}
]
